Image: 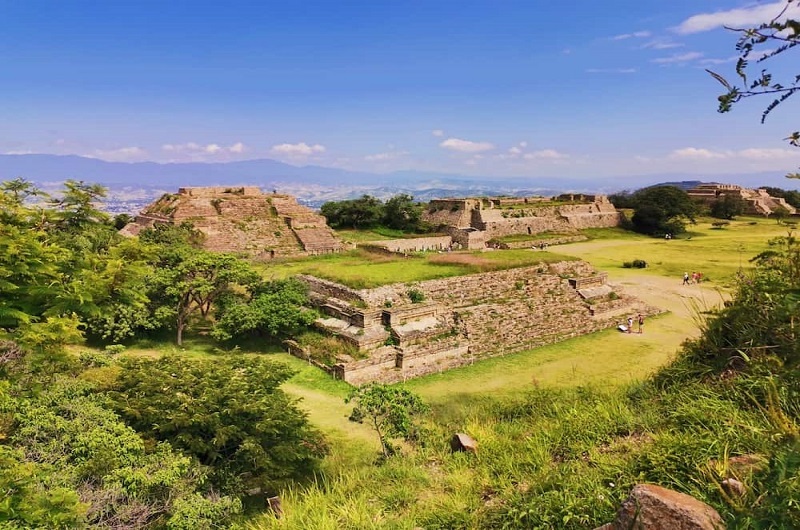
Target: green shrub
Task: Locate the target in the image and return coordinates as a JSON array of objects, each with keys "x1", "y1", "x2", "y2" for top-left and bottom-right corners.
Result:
[
  {"x1": 407, "y1": 288, "x2": 425, "y2": 303},
  {"x1": 622, "y1": 259, "x2": 647, "y2": 269}
]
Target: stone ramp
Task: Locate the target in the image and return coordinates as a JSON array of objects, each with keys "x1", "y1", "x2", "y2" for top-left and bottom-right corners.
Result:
[{"x1": 294, "y1": 227, "x2": 344, "y2": 253}]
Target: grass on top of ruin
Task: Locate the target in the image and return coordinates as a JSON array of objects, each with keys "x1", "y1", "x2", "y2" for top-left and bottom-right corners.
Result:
[
  {"x1": 257, "y1": 248, "x2": 577, "y2": 289},
  {"x1": 335, "y1": 227, "x2": 447, "y2": 242}
]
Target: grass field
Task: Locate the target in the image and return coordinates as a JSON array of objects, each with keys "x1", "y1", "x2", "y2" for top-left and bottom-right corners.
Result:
[{"x1": 257, "y1": 248, "x2": 577, "y2": 289}]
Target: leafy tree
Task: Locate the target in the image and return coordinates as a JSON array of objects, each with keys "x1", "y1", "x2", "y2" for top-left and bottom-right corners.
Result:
[
  {"x1": 629, "y1": 186, "x2": 698, "y2": 236},
  {"x1": 773, "y1": 205, "x2": 791, "y2": 224},
  {"x1": 148, "y1": 251, "x2": 260, "y2": 345},
  {"x1": 321, "y1": 195, "x2": 384, "y2": 229},
  {"x1": 707, "y1": 0, "x2": 800, "y2": 177},
  {"x1": 113, "y1": 355, "x2": 327, "y2": 495},
  {"x1": 710, "y1": 194, "x2": 747, "y2": 220},
  {"x1": 608, "y1": 191, "x2": 636, "y2": 209},
  {"x1": 383, "y1": 193, "x2": 424, "y2": 231},
  {"x1": 347, "y1": 383, "x2": 429, "y2": 457},
  {"x1": 211, "y1": 278, "x2": 317, "y2": 342}
]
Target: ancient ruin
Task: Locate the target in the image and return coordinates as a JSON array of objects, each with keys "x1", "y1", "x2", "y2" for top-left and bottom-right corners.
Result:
[
  {"x1": 120, "y1": 186, "x2": 346, "y2": 258},
  {"x1": 370, "y1": 194, "x2": 622, "y2": 251},
  {"x1": 687, "y1": 183, "x2": 797, "y2": 216},
  {"x1": 291, "y1": 259, "x2": 658, "y2": 385}
]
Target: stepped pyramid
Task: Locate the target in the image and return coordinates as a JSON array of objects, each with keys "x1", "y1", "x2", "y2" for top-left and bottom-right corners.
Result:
[{"x1": 120, "y1": 186, "x2": 345, "y2": 258}]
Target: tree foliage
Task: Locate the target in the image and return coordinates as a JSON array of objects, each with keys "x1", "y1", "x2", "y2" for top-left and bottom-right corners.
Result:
[
  {"x1": 708, "y1": 0, "x2": 800, "y2": 178},
  {"x1": 321, "y1": 194, "x2": 428, "y2": 232},
  {"x1": 112, "y1": 355, "x2": 327, "y2": 495},
  {"x1": 347, "y1": 384, "x2": 429, "y2": 457},
  {"x1": 710, "y1": 193, "x2": 747, "y2": 220},
  {"x1": 212, "y1": 278, "x2": 317, "y2": 342},
  {"x1": 628, "y1": 186, "x2": 698, "y2": 236}
]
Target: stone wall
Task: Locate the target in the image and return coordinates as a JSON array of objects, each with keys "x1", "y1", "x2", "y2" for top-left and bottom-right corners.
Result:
[
  {"x1": 500, "y1": 235, "x2": 588, "y2": 249},
  {"x1": 364, "y1": 236, "x2": 453, "y2": 253},
  {"x1": 300, "y1": 274, "x2": 366, "y2": 305}
]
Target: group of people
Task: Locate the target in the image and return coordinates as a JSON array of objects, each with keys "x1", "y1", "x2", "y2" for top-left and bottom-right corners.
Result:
[
  {"x1": 620, "y1": 313, "x2": 644, "y2": 334},
  {"x1": 682, "y1": 271, "x2": 703, "y2": 285}
]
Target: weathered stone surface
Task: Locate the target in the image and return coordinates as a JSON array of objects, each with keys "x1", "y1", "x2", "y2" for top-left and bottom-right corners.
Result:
[
  {"x1": 121, "y1": 187, "x2": 345, "y2": 258},
  {"x1": 611, "y1": 484, "x2": 725, "y2": 530},
  {"x1": 728, "y1": 454, "x2": 768, "y2": 476},
  {"x1": 451, "y1": 433, "x2": 478, "y2": 453}
]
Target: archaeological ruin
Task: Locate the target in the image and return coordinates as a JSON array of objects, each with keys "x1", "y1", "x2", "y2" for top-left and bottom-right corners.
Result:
[
  {"x1": 687, "y1": 183, "x2": 797, "y2": 216},
  {"x1": 120, "y1": 186, "x2": 346, "y2": 258},
  {"x1": 292, "y1": 260, "x2": 658, "y2": 385}
]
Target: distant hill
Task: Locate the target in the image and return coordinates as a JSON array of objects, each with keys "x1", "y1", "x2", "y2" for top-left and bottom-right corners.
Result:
[{"x1": 1, "y1": 154, "x2": 797, "y2": 207}]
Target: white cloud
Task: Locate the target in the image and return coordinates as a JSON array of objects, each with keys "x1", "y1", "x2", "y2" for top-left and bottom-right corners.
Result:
[
  {"x1": 586, "y1": 68, "x2": 637, "y2": 74},
  {"x1": 364, "y1": 150, "x2": 408, "y2": 162},
  {"x1": 4, "y1": 150, "x2": 35, "y2": 155},
  {"x1": 739, "y1": 148, "x2": 798, "y2": 160},
  {"x1": 675, "y1": 1, "x2": 800, "y2": 34},
  {"x1": 432, "y1": 129, "x2": 445, "y2": 137},
  {"x1": 670, "y1": 147, "x2": 727, "y2": 159},
  {"x1": 519, "y1": 141, "x2": 528, "y2": 148},
  {"x1": 641, "y1": 40, "x2": 684, "y2": 50},
  {"x1": 523, "y1": 149, "x2": 569, "y2": 160},
  {"x1": 508, "y1": 146, "x2": 522, "y2": 155},
  {"x1": 698, "y1": 56, "x2": 738, "y2": 65},
  {"x1": 270, "y1": 142, "x2": 326, "y2": 156},
  {"x1": 439, "y1": 137, "x2": 494, "y2": 153},
  {"x1": 88, "y1": 146, "x2": 148, "y2": 162},
  {"x1": 162, "y1": 142, "x2": 247, "y2": 159},
  {"x1": 651, "y1": 51, "x2": 704, "y2": 64},
  {"x1": 612, "y1": 30, "x2": 652, "y2": 40}
]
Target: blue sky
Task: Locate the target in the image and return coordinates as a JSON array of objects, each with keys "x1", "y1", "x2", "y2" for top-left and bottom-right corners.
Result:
[{"x1": 2, "y1": 0, "x2": 799, "y2": 180}]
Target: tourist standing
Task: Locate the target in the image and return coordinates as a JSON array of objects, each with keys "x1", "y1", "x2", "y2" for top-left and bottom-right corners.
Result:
[
  {"x1": 637, "y1": 314, "x2": 644, "y2": 334},
  {"x1": 683, "y1": 272, "x2": 690, "y2": 285},
  {"x1": 627, "y1": 316, "x2": 633, "y2": 333}
]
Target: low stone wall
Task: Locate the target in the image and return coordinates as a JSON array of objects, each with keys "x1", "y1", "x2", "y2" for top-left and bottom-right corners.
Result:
[
  {"x1": 364, "y1": 236, "x2": 452, "y2": 253},
  {"x1": 299, "y1": 274, "x2": 366, "y2": 305},
  {"x1": 499, "y1": 235, "x2": 588, "y2": 249}
]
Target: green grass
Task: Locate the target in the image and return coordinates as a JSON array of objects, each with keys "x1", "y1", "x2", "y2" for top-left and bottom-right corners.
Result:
[
  {"x1": 256, "y1": 248, "x2": 576, "y2": 289},
  {"x1": 570, "y1": 217, "x2": 790, "y2": 288}
]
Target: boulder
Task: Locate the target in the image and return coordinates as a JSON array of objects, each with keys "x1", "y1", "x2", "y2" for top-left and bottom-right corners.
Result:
[
  {"x1": 450, "y1": 432, "x2": 478, "y2": 453},
  {"x1": 605, "y1": 484, "x2": 725, "y2": 530}
]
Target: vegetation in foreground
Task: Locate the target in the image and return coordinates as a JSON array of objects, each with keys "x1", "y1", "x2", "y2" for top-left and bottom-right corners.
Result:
[{"x1": 247, "y1": 235, "x2": 800, "y2": 530}]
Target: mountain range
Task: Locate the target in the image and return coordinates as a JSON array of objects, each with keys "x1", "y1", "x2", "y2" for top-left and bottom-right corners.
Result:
[{"x1": 1, "y1": 154, "x2": 797, "y2": 207}]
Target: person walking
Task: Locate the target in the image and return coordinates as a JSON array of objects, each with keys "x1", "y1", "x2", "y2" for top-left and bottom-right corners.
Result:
[
  {"x1": 637, "y1": 314, "x2": 644, "y2": 334},
  {"x1": 683, "y1": 272, "x2": 690, "y2": 285}
]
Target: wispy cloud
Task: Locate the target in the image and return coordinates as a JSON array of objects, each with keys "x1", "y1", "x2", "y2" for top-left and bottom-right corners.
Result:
[
  {"x1": 697, "y1": 56, "x2": 738, "y2": 66},
  {"x1": 364, "y1": 150, "x2": 408, "y2": 162},
  {"x1": 162, "y1": 142, "x2": 247, "y2": 159},
  {"x1": 641, "y1": 40, "x2": 684, "y2": 50},
  {"x1": 586, "y1": 68, "x2": 637, "y2": 74},
  {"x1": 611, "y1": 30, "x2": 652, "y2": 40},
  {"x1": 523, "y1": 149, "x2": 568, "y2": 160},
  {"x1": 670, "y1": 146, "x2": 799, "y2": 160},
  {"x1": 431, "y1": 129, "x2": 444, "y2": 137},
  {"x1": 439, "y1": 137, "x2": 494, "y2": 153},
  {"x1": 651, "y1": 51, "x2": 703, "y2": 64},
  {"x1": 87, "y1": 146, "x2": 148, "y2": 162},
  {"x1": 675, "y1": 1, "x2": 800, "y2": 34},
  {"x1": 270, "y1": 142, "x2": 326, "y2": 157}
]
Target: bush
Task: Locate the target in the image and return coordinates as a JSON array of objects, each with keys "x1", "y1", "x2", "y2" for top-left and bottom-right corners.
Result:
[
  {"x1": 622, "y1": 259, "x2": 647, "y2": 269},
  {"x1": 407, "y1": 288, "x2": 425, "y2": 303}
]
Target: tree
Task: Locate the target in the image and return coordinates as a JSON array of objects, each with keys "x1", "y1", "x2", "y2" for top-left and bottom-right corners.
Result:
[
  {"x1": 383, "y1": 194, "x2": 424, "y2": 231},
  {"x1": 113, "y1": 355, "x2": 327, "y2": 495},
  {"x1": 320, "y1": 195, "x2": 384, "y2": 229},
  {"x1": 211, "y1": 278, "x2": 317, "y2": 342},
  {"x1": 347, "y1": 383, "x2": 429, "y2": 457},
  {"x1": 629, "y1": 186, "x2": 698, "y2": 236},
  {"x1": 710, "y1": 194, "x2": 747, "y2": 220},
  {"x1": 149, "y1": 251, "x2": 260, "y2": 345},
  {"x1": 707, "y1": 0, "x2": 800, "y2": 178},
  {"x1": 773, "y1": 205, "x2": 791, "y2": 224}
]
